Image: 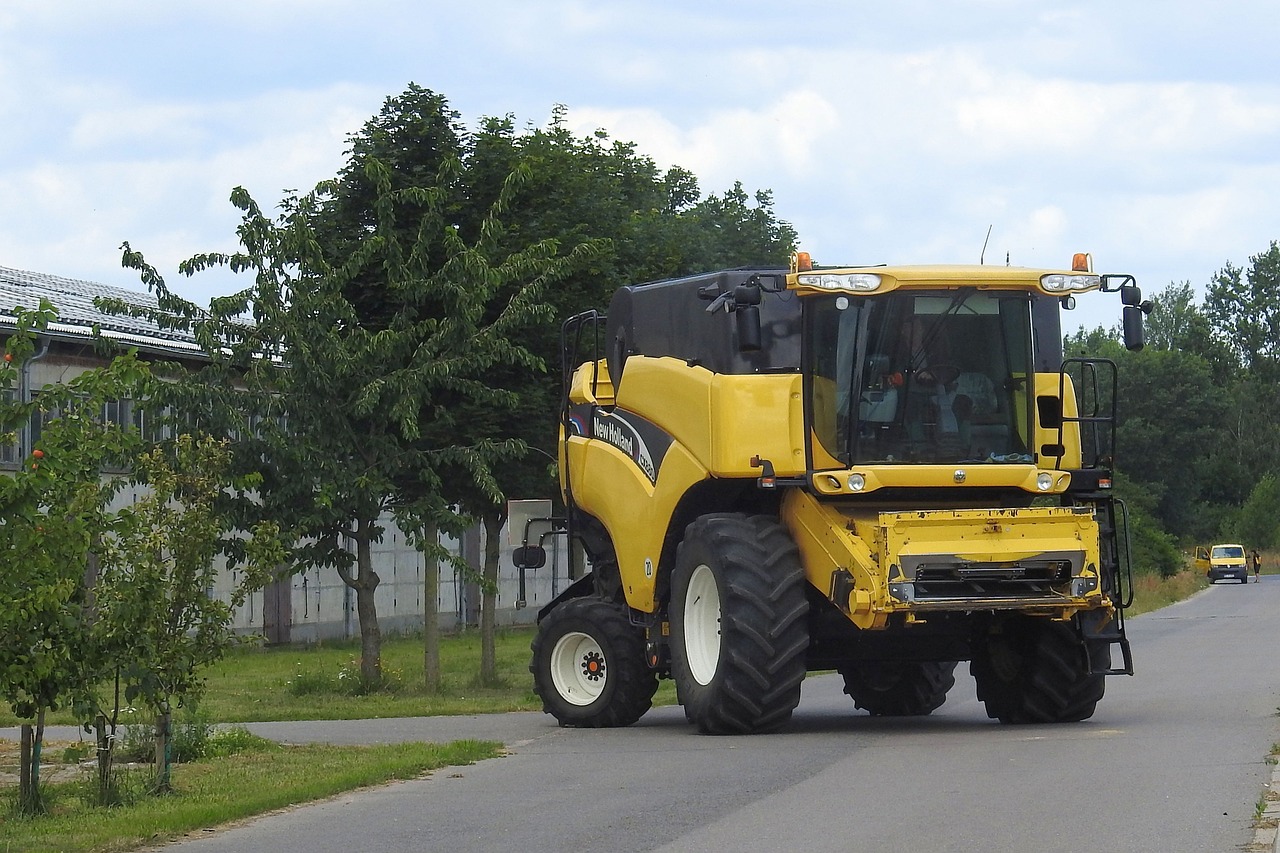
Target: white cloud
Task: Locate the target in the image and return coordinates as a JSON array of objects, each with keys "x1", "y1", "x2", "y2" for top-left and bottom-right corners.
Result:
[
  {"x1": 0, "y1": 0, "x2": 1277, "y2": 327},
  {"x1": 0, "y1": 80, "x2": 376, "y2": 304},
  {"x1": 567, "y1": 89, "x2": 841, "y2": 190}
]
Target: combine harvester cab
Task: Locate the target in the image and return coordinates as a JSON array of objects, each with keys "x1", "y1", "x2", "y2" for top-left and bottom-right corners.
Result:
[{"x1": 527, "y1": 251, "x2": 1149, "y2": 733}]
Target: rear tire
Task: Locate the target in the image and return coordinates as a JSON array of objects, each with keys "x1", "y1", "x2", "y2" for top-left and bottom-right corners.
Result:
[
  {"x1": 670, "y1": 514, "x2": 809, "y2": 734},
  {"x1": 971, "y1": 617, "x2": 1106, "y2": 724},
  {"x1": 530, "y1": 596, "x2": 658, "y2": 727},
  {"x1": 838, "y1": 661, "x2": 958, "y2": 716}
]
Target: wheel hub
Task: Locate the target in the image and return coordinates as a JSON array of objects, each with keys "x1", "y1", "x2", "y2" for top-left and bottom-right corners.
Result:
[
  {"x1": 581, "y1": 650, "x2": 605, "y2": 681},
  {"x1": 549, "y1": 631, "x2": 608, "y2": 706}
]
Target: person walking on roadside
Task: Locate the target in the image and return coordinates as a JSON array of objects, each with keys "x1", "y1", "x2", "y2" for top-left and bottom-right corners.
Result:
[{"x1": 1252, "y1": 549, "x2": 1262, "y2": 583}]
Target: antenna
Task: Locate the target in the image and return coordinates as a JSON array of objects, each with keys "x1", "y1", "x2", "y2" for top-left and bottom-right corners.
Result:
[{"x1": 979, "y1": 225, "x2": 993, "y2": 264}]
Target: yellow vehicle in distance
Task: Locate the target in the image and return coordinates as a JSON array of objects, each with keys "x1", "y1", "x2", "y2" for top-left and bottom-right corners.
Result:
[{"x1": 1195, "y1": 543, "x2": 1249, "y2": 584}]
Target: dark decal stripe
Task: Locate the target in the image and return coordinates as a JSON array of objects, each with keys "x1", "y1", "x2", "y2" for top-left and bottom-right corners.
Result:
[{"x1": 589, "y1": 408, "x2": 673, "y2": 484}]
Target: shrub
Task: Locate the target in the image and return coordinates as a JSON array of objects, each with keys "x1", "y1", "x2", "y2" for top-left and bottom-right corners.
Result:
[
  {"x1": 201, "y1": 726, "x2": 277, "y2": 758},
  {"x1": 286, "y1": 658, "x2": 404, "y2": 697}
]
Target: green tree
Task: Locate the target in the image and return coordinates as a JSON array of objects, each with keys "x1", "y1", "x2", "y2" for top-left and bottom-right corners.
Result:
[
  {"x1": 1232, "y1": 474, "x2": 1280, "y2": 549},
  {"x1": 315, "y1": 91, "x2": 794, "y2": 684},
  {"x1": 1112, "y1": 472, "x2": 1182, "y2": 578},
  {"x1": 312, "y1": 92, "x2": 556, "y2": 688},
  {"x1": 1144, "y1": 281, "x2": 1236, "y2": 383},
  {"x1": 454, "y1": 110, "x2": 796, "y2": 679},
  {"x1": 1205, "y1": 241, "x2": 1280, "y2": 382},
  {"x1": 0, "y1": 305, "x2": 146, "y2": 811},
  {"x1": 1070, "y1": 247, "x2": 1280, "y2": 549},
  {"x1": 92, "y1": 434, "x2": 285, "y2": 793},
  {"x1": 1117, "y1": 347, "x2": 1232, "y2": 540},
  {"x1": 122, "y1": 150, "x2": 591, "y2": 685}
]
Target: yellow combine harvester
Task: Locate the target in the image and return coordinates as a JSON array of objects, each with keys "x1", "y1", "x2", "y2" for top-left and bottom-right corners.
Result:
[{"x1": 523, "y1": 252, "x2": 1147, "y2": 734}]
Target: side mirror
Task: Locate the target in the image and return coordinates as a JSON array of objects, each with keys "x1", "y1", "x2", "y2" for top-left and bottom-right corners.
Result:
[
  {"x1": 1122, "y1": 305, "x2": 1145, "y2": 352},
  {"x1": 513, "y1": 545, "x2": 547, "y2": 570}
]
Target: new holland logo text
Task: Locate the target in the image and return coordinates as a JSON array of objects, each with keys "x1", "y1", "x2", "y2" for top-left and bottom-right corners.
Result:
[
  {"x1": 593, "y1": 412, "x2": 657, "y2": 484},
  {"x1": 593, "y1": 417, "x2": 633, "y2": 456}
]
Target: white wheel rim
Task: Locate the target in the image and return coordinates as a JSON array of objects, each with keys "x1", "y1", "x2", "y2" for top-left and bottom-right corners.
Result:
[
  {"x1": 549, "y1": 631, "x2": 607, "y2": 706},
  {"x1": 684, "y1": 563, "x2": 722, "y2": 686}
]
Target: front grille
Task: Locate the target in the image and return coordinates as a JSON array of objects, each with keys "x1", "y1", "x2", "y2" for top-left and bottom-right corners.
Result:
[{"x1": 913, "y1": 560, "x2": 1073, "y2": 600}]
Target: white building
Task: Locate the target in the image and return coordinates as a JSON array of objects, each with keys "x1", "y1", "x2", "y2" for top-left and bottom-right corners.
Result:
[{"x1": 0, "y1": 265, "x2": 567, "y2": 643}]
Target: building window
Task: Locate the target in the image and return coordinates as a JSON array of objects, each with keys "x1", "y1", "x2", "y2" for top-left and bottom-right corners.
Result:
[{"x1": 0, "y1": 389, "x2": 19, "y2": 465}]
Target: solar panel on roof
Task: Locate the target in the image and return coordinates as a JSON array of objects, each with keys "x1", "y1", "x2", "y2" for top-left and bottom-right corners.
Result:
[{"x1": 0, "y1": 265, "x2": 202, "y2": 355}]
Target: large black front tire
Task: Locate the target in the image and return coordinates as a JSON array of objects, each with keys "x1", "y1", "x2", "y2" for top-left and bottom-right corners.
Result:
[
  {"x1": 530, "y1": 596, "x2": 658, "y2": 727},
  {"x1": 971, "y1": 617, "x2": 1107, "y2": 724},
  {"x1": 670, "y1": 514, "x2": 809, "y2": 735},
  {"x1": 838, "y1": 661, "x2": 958, "y2": 716}
]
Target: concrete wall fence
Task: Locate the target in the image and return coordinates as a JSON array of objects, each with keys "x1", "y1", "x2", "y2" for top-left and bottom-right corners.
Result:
[{"x1": 214, "y1": 510, "x2": 573, "y2": 645}]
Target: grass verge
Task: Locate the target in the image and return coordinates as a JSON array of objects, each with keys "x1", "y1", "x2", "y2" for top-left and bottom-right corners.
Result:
[
  {"x1": 1, "y1": 627, "x2": 679, "y2": 728},
  {"x1": 0, "y1": 738, "x2": 500, "y2": 853},
  {"x1": 1126, "y1": 568, "x2": 1210, "y2": 617},
  {"x1": 3, "y1": 568, "x2": 1209, "y2": 730}
]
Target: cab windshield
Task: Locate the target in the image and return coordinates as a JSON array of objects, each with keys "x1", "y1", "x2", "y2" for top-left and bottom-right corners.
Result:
[
  {"x1": 807, "y1": 289, "x2": 1035, "y2": 466},
  {"x1": 1212, "y1": 546, "x2": 1245, "y2": 559}
]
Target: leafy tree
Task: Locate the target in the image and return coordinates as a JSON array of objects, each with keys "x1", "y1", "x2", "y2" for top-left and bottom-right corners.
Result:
[
  {"x1": 1116, "y1": 347, "x2": 1231, "y2": 540},
  {"x1": 311, "y1": 90, "x2": 796, "y2": 684},
  {"x1": 1144, "y1": 281, "x2": 1236, "y2": 383},
  {"x1": 453, "y1": 109, "x2": 797, "y2": 679},
  {"x1": 1129, "y1": 510, "x2": 1184, "y2": 579},
  {"x1": 122, "y1": 147, "x2": 592, "y2": 686},
  {"x1": 313, "y1": 93, "x2": 552, "y2": 688},
  {"x1": 1232, "y1": 474, "x2": 1280, "y2": 549},
  {"x1": 118, "y1": 85, "x2": 797, "y2": 690},
  {"x1": 0, "y1": 305, "x2": 147, "y2": 811},
  {"x1": 92, "y1": 434, "x2": 284, "y2": 793},
  {"x1": 1205, "y1": 241, "x2": 1280, "y2": 382},
  {"x1": 1068, "y1": 242, "x2": 1280, "y2": 551}
]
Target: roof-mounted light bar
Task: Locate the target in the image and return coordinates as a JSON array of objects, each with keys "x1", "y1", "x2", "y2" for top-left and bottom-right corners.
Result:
[
  {"x1": 1040, "y1": 273, "x2": 1101, "y2": 293},
  {"x1": 795, "y1": 272, "x2": 883, "y2": 292}
]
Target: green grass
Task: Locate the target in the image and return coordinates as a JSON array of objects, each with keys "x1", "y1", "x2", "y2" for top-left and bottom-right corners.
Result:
[
  {"x1": 0, "y1": 626, "x2": 680, "y2": 729},
  {"x1": 1, "y1": 628, "x2": 540, "y2": 729},
  {"x1": 1126, "y1": 568, "x2": 1210, "y2": 617},
  {"x1": 1, "y1": 568, "x2": 1204, "y2": 731},
  {"x1": 197, "y1": 628, "x2": 546, "y2": 723},
  {"x1": 0, "y1": 738, "x2": 501, "y2": 853}
]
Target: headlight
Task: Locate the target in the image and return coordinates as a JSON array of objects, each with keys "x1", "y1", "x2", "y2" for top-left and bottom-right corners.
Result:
[
  {"x1": 796, "y1": 273, "x2": 882, "y2": 292},
  {"x1": 848, "y1": 473, "x2": 866, "y2": 492},
  {"x1": 1041, "y1": 273, "x2": 1101, "y2": 293},
  {"x1": 1036, "y1": 472, "x2": 1053, "y2": 491}
]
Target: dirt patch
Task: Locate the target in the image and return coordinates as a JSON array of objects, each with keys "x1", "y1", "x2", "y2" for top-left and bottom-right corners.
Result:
[{"x1": 0, "y1": 736, "x2": 97, "y2": 786}]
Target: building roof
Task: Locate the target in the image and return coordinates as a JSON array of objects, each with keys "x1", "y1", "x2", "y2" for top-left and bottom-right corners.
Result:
[{"x1": 0, "y1": 265, "x2": 204, "y2": 356}]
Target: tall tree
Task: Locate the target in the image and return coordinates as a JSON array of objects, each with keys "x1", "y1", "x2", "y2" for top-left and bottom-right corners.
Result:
[
  {"x1": 1144, "y1": 281, "x2": 1236, "y2": 383},
  {"x1": 1233, "y1": 474, "x2": 1280, "y2": 549},
  {"x1": 0, "y1": 305, "x2": 147, "y2": 811},
  {"x1": 1205, "y1": 241, "x2": 1280, "y2": 382},
  {"x1": 307, "y1": 91, "x2": 597, "y2": 685},
  {"x1": 453, "y1": 111, "x2": 797, "y2": 676},
  {"x1": 124, "y1": 150, "x2": 590, "y2": 684}
]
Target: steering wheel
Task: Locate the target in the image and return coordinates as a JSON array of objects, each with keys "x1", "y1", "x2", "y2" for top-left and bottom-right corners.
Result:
[{"x1": 915, "y1": 364, "x2": 960, "y2": 386}]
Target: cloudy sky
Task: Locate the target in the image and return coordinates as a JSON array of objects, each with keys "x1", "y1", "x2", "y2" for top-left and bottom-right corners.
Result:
[{"x1": 2, "y1": 0, "x2": 1278, "y2": 332}]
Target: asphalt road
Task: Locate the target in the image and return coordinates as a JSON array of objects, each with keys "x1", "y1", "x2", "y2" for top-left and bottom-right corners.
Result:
[{"x1": 13, "y1": 578, "x2": 1280, "y2": 852}]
